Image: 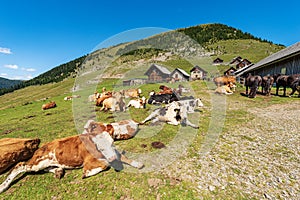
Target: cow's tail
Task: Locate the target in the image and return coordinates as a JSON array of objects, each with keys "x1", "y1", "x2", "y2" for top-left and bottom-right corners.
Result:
[{"x1": 0, "y1": 162, "x2": 28, "y2": 193}]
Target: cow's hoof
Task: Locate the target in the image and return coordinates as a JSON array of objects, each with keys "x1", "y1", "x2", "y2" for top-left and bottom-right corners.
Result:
[{"x1": 131, "y1": 161, "x2": 144, "y2": 169}]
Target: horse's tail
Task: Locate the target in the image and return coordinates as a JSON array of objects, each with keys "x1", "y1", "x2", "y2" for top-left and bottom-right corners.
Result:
[{"x1": 265, "y1": 76, "x2": 271, "y2": 95}]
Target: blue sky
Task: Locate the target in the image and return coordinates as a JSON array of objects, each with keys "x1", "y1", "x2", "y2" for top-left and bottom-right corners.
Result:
[{"x1": 1, "y1": 0, "x2": 299, "y2": 80}]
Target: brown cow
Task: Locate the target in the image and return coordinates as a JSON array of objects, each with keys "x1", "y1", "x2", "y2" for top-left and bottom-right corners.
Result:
[
  {"x1": 122, "y1": 88, "x2": 142, "y2": 98},
  {"x1": 157, "y1": 85, "x2": 173, "y2": 95},
  {"x1": 100, "y1": 92, "x2": 126, "y2": 112},
  {"x1": 42, "y1": 101, "x2": 56, "y2": 110},
  {"x1": 0, "y1": 130, "x2": 143, "y2": 193},
  {"x1": 95, "y1": 91, "x2": 112, "y2": 106},
  {"x1": 213, "y1": 76, "x2": 236, "y2": 91}
]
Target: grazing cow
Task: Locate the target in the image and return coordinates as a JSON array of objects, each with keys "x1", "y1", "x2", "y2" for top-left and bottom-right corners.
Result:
[
  {"x1": 141, "y1": 100, "x2": 202, "y2": 129},
  {"x1": 122, "y1": 88, "x2": 142, "y2": 98},
  {"x1": 215, "y1": 85, "x2": 233, "y2": 95},
  {"x1": 82, "y1": 119, "x2": 140, "y2": 140},
  {"x1": 157, "y1": 85, "x2": 173, "y2": 95},
  {"x1": 245, "y1": 74, "x2": 262, "y2": 98},
  {"x1": 101, "y1": 92, "x2": 126, "y2": 112},
  {"x1": 126, "y1": 97, "x2": 147, "y2": 109},
  {"x1": 148, "y1": 92, "x2": 179, "y2": 104},
  {"x1": 42, "y1": 101, "x2": 56, "y2": 110},
  {"x1": 213, "y1": 75, "x2": 236, "y2": 90},
  {"x1": 261, "y1": 75, "x2": 274, "y2": 96},
  {"x1": 0, "y1": 130, "x2": 144, "y2": 193}
]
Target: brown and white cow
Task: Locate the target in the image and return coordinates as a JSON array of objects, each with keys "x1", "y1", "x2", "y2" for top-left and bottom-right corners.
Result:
[
  {"x1": 82, "y1": 119, "x2": 140, "y2": 140},
  {"x1": 100, "y1": 92, "x2": 126, "y2": 112},
  {"x1": 215, "y1": 85, "x2": 234, "y2": 95},
  {"x1": 42, "y1": 101, "x2": 56, "y2": 110},
  {"x1": 126, "y1": 96, "x2": 147, "y2": 109},
  {"x1": 0, "y1": 130, "x2": 143, "y2": 193}
]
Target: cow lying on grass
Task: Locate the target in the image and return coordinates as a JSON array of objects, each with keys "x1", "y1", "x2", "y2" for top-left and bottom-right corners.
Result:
[
  {"x1": 42, "y1": 101, "x2": 56, "y2": 110},
  {"x1": 215, "y1": 85, "x2": 234, "y2": 95},
  {"x1": 82, "y1": 119, "x2": 140, "y2": 140},
  {"x1": 141, "y1": 98, "x2": 203, "y2": 129},
  {"x1": 0, "y1": 130, "x2": 143, "y2": 193},
  {"x1": 126, "y1": 97, "x2": 147, "y2": 109}
]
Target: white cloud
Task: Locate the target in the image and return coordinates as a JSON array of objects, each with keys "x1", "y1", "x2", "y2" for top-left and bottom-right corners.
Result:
[
  {"x1": 23, "y1": 68, "x2": 36, "y2": 72},
  {"x1": 0, "y1": 73, "x2": 8, "y2": 77},
  {"x1": 0, "y1": 47, "x2": 12, "y2": 54},
  {"x1": 4, "y1": 64, "x2": 19, "y2": 69}
]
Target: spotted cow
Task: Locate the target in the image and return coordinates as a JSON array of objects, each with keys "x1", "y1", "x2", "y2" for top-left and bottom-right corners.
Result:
[{"x1": 0, "y1": 129, "x2": 143, "y2": 193}]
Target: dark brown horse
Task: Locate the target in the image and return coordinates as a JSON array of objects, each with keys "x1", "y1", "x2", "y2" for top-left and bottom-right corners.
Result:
[
  {"x1": 245, "y1": 73, "x2": 262, "y2": 98},
  {"x1": 290, "y1": 77, "x2": 300, "y2": 97},
  {"x1": 273, "y1": 74, "x2": 300, "y2": 96},
  {"x1": 261, "y1": 75, "x2": 274, "y2": 96}
]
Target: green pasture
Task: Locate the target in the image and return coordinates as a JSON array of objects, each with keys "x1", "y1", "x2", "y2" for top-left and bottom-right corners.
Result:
[{"x1": 0, "y1": 77, "x2": 299, "y2": 199}]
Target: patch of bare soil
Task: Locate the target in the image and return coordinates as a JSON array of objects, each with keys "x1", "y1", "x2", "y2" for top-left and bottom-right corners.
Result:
[{"x1": 161, "y1": 101, "x2": 299, "y2": 199}]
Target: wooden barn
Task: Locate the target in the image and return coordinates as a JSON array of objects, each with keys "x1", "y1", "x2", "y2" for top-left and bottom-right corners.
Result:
[
  {"x1": 230, "y1": 56, "x2": 242, "y2": 65},
  {"x1": 123, "y1": 78, "x2": 147, "y2": 86},
  {"x1": 236, "y1": 59, "x2": 252, "y2": 69},
  {"x1": 190, "y1": 65, "x2": 207, "y2": 80},
  {"x1": 224, "y1": 67, "x2": 237, "y2": 76},
  {"x1": 236, "y1": 42, "x2": 300, "y2": 77},
  {"x1": 213, "y1": 57, "x2": 224, "y2": 65},
  {"x1": 144, "y1": 64, "x2": 171, "y2": 82},
  {"x1": 170, "y1": 68, "x2": 190, "y2": 82}
]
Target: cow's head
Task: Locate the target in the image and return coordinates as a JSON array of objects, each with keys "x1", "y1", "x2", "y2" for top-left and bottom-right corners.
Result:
[
  {"x1": 195, "y1": 98, "x2": 204, "y2": 108},
  {"x1": 82, "y1": 120, "x2": 114, "y2": 137},
  {"x1": 140, "y1": 96, "x2": 147, "y2": 108}
]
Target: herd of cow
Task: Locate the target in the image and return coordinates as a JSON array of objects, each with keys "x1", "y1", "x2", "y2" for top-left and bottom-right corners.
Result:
[
  {"x1": 0, "y1": 84, "x2": 204, "y2": 193},
  {"x1": 2, "y1": 73, "x2": 299, "y2": 193}
]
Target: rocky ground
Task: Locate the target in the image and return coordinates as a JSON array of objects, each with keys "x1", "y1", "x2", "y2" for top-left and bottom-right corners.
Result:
[{"x1": 160, "y1": 101, "x2": 299, "y2": 199}]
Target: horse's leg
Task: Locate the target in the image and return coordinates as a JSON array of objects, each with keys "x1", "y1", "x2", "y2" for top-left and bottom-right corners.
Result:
[
  {"x1": 246, "y1": 86, "x2": 249, "y2": 95},
  {"x1": 283, "y1": 86, "x2": 286, "y2": 97},
  {"x1": 276, "y1": 85, "x2": 279, "y2": 96}
]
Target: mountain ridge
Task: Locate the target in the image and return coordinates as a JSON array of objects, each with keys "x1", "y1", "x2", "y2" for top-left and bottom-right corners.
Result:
[{"x1": 0, "y1": 23, "x2": 285, "y2": 96}]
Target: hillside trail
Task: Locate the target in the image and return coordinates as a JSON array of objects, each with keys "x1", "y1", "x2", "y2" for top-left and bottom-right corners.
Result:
[{"x1": 161, "y1": 100, "x2": 300, "y2": 199}]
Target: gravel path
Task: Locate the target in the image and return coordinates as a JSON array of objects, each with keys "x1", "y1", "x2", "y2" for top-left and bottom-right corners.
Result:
[{"x1": 162, "y1": 101, "x2": 300, "y2": 199}]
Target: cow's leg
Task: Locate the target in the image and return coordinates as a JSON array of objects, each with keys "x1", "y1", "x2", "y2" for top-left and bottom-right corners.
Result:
[
  {"x1": 245, "y1": 86, "x2": 249, "y2": 95},
  {"x1": 276, "y1": 85, "x2": 279, "y2": 96},
  {"x1": 141, "y1": 110, "x2": 159, "y2": 124},
  {"x1": 82, "y1": 156, "x2": 110, "y2": 179},
  {"x1": 119, "y1": 153, "x2": 144, "y2": 169},
  {"x1": 283, "y1": 86, "x2": 286, "y2": 96},
  {"x1": 46, "y1": 167, "x2": 65, "y2": 179},
  {"x1": 0, "y1": 155, "x2": 59, "y2": 193}
]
